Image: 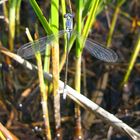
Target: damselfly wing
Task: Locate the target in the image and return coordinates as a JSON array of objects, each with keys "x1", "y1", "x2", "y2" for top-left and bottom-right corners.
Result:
[{"x1": 17, "y1": 31, "x2": 118, "y2": 62}]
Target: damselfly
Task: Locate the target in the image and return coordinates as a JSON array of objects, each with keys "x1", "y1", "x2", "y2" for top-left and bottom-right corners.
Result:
[{"x1": 17, "y1": 13, "x2": 118, "y2": 98}]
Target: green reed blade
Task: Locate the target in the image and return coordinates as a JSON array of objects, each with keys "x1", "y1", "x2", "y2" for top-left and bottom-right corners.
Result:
[
  {"x1": 29, "y1": 0, "x2": 53, "y2": 35},
  {"x1": 16, "y1": 0, "x2": 21, "y2": 38},
  {"x1": 107, "y1": 0, "x2": 126, "y2": 47},
  {"x1": 82, "y1": 0, "x2": 102, "y2": 44},
  {"x1": 73, "y1": 1, "x2": 84, "y2": 139},
  {"x1": 8, "y1": 0, "x2": 17, "y2": 51},
  {"x1": 122, "y1": 35, "x2": 140, "y2": 86}
]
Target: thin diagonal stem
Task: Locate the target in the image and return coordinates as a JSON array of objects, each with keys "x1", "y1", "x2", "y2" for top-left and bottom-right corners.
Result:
[{"x1": 26, "y1": 28, "x2": 51, "y2": 140}]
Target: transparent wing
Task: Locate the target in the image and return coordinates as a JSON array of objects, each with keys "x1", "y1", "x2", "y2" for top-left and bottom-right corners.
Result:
[
  {"x1": 70, "y1": 31, "x2": 118, "y2": 63},
  {"x1": 84, "y1": 39, "x2": 118, "y2": 62},
  {"x1": 17, "y1": 30, "x2": 65, "y2": 59}
]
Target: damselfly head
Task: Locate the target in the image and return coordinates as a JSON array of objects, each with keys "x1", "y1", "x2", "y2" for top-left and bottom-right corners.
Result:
[{"x1": 64, "y1": 13, "x2": 74, "y2": 19}]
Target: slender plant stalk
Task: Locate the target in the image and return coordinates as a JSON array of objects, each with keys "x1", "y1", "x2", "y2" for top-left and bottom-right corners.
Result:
[
  {"x1": 82, "y1": 0, "x2": 94, "y2": 18},
  {"x1": 60, "y1": 0, "x2": 66, "y2": 30},
  {"x1": 75, "y1": 0, "x2": 105, "y2": 132},
  {"x1": 2, "y1": 2, "x2": 9, "y2": 64},
  {"x1": 121, "y1": 35, "x2": 140, "y2": 86},
  {"x1": 15, "y1": 0, "x2": 21, "y2": 39},
  {"x1": 5, "y1": 0, "x2": 17, "y2": 95},
  {"x1": 107, "y1": 0, "x2": 126, "y2": 48},
  {"x1": 43, "y1": 43, "x2": 51, "y2": 120},
  {"x1": 106, "y1": 6, "x2": 119, "y2": 47},
  {"x1": 50, "y1": 0, "x2": 59, "y2": 96},
  {"x1": 2, "y1": 1, "x2": 8, "y2": 25},
  {"x1": 43, "y1": 45, "x2": 51, "y2": 74},
  {"x1": 73, "y1": 0, "x2": 83, "y2": 139},
  {"x1": 28, "y1": 1, "x2": 54, "y2": 139},
  {"x1": 36, "y1": 50, "x2": 51, "y2": 140},
  {"x1": 8, "y1": 0, "x2": 17, "y2": 51},
  {"x1": 104, "y1": 1, "x2": 128, "y2": 90},
  {"x1": 50, "y1": 0, "x2": 62, "y2": 139},
  {"x1": 29, "y1": 0, "x2": 53, "y2": 35},
  {"x1": 82, "y1": 0, "x2": 101, "y2": 43},
  {"x1": 28, "y1": 0, "x2": 63, "y2": 138},
  {"x1": 25, "y1": 28, "x2": 52, "y2": 140},
  {"x1": 29, "y1": 0, "x2": 53, "y2": 76},
  {"x1": 59, "y1": 0, "x2": 67, "y2": 71}
]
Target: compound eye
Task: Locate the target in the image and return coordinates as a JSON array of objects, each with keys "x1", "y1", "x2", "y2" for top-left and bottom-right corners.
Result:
[
  {"x1": 64, "y1": 13, "x2": 74, "y2": 18},
  {"x1": 70, "y1": 13, "x2": 75, "y2": 18},
  {"x1": 64, "y1": 14, "x2": 68, "y2": 18}
]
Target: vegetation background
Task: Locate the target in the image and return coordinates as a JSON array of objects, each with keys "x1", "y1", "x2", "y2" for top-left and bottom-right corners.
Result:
[{"x1": 0, "y1": 0, "x2": 140, "y2": 139}]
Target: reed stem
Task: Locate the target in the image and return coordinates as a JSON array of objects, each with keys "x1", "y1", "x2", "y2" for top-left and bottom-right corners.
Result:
[
  {"x1": 15, "y1": 0, "x2": 21, "y2": 39},
  {"x1": 8, "y1": 0, "x2": 17, "y2": 51},
  {"x1": 26, "y1": 28, "x2": 52, "y2": 140},
  {"x1": 59, "y1": 0, "x2": 66, "y2": 72},
  {"x1": 50, "y1": 0, "x2": 62, "y2": 139},
  {"x1": 73, "y1": 1, "x2": 83, "y2": 139},
  {"x1": 29, "y1": 0, "x2": 52, "y2": 35},
  {"x1": 121, "y1": 35, "x2": 140, "y2": 86},
  {"x1": 82, "y1": 0, "x2": 100, "y2": 43},
  {"x1": 107, "y1": 0, "x2": 125, "y2": 47}
]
